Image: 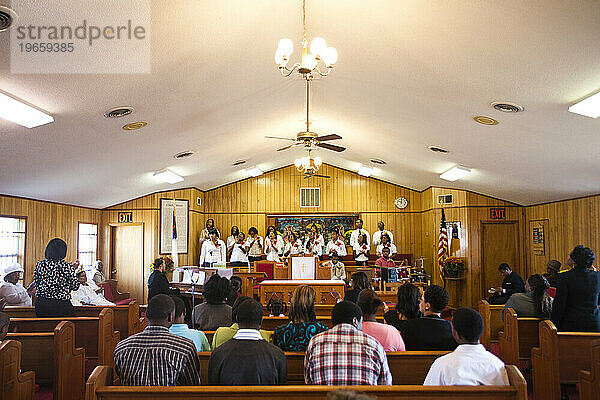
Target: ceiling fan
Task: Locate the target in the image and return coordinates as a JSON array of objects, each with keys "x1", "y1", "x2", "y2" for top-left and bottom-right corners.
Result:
[{"x1": 265, "y1": 79, "x2": 346, "y2": 153}]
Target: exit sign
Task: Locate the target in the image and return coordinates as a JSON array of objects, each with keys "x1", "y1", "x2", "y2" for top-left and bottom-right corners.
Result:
[
  {"x1": 118, "y1": 212, "x2": 133, "y2": 223},
  {"x1": 490, "y1": 208, "x2": 506, "y2": 220}
]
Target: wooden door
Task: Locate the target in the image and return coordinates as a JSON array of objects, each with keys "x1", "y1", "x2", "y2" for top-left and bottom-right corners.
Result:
[
  {"x1": 481, "y1": 222, "x2": 519, "y2": 299},
  {"x1": 110, "y1": 224, "x2": 144, "y2": 303}
]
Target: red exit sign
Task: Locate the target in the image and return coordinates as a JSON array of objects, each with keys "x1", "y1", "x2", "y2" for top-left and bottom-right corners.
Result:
[{"x1": 490, "y1": 208, "x2": 506, "y2": 220}]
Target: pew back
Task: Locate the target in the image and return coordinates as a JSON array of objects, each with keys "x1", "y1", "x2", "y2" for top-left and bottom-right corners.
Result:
[
  {"x1": 578, "y1": 339, "x2": 600, "y2": 400},
  {"x1": 0, "y1": 340, "x2": 35, "y2": 400},
  {"x1": 479, "y1": 300, "x2": 504, "y2": 349},
  {"x1": 498, "y1": 308, "x2": 541, "y2": 365},
  {"x1": 260, "y1": 315, "x2": 384, "y2": 331}
]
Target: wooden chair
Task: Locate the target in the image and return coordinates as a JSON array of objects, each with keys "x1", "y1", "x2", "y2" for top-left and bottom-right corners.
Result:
[
  {"x1": 497, "y1": 308, "x2": 541, "y2": 366},
  {"x1": 531, "y1": 320, "x2": 600, "y2": 400},
  {"x1": 479, "y1": 300, "x2": 505, "y2": 349},
  {"x1": 7, "y1": 321, "x2": 85, "y2": 400},
  {"x1": 99, "y1": 280, "x2": 134, "y2": 305},
  {"x1": 86, "y1": 365, "x2": 527, "y2": 400},
  {"x1": 578, "y1": 339, "x2": 600, "y2": 400},
  {"x1": 0, "y1": 340, "x2": 35, "y2": 400}
]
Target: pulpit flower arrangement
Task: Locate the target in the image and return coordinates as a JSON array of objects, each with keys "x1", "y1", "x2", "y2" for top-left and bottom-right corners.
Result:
[
  {"x1": 443, "y1": 257, "x2": 465, "y2": 278},
  {"x1": 149, "y1": 256, "x2": 174, "y2": 273}
]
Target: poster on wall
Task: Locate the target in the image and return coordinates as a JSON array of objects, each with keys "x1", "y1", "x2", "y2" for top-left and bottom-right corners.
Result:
[
  {"x1": 532, "y1": 221, "x2": 545, "y2": 256},
  {"x1": 160, "y1": 199, "x2": 189, "y2": 254}
]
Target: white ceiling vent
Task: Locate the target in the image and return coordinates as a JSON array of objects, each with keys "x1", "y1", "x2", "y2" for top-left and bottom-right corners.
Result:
[
  {"x1": 300, "y1": 187, "x2": 320, "y2": 208},
  {"x1": 437, "y1": 194, "x2": 453, "y2": 204}
]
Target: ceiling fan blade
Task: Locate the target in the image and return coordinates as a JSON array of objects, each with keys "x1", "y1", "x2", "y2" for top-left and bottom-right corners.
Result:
[
  {"x1": 315, "y1": 134, "x2": 342, "y2": 142},
  {"x1": 316, "y1": 142, "x2": 346, "y2": 152},
  {"x1": 265, "y1": 136, "x2": 297, "y2": 141},
  {"x1": 303, "y1": 174, "x2": 311, "y2": 179},
  {"x1": 313, "y1": 174, "x2": 331, "y2": 178},
  {"x1": 277, "y1": 144, "x2": 297, "y2": 151}
]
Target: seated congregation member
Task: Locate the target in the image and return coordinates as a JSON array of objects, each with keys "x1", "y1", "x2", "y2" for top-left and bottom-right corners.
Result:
[
  {"x1": 208, "y1": 299, "x2": 286, "y2": 385},
  {"x1": 283, "y1": 232, "x2": 302, "y2": 257},
  {"x1": 147, "y1": 257, "x2": 179, "y2": 302},
  {"x1": 192, "y1": 274, "x2": 232, "y2": 330},
  {"x1": 542, "y1": 259, "x2": 562, "y2": 288},
  {"x1": 376, "y1": 233, "x2": 397, "y2": 257},
  {"x1": 115, "y1": 294, "x2": 200, "y2": 386},
  {"x1": 358, "y1": 289, "x2": 405, "y2": 351},
  {"x1": 304, "y1": 301, "x2": 392, "y2": 385},
  {"x1": 304, "y1": 230, "x2": 323, "y2": 258},
  {"x1": 169, "y1": 296, "x2": 210, "y2": 351},
  {"x1": 403, "y1": 285, "x2": 457, "y2": 350},
  {"x1": 383, "y1": 282, "x2": 421, "y2": 337},
  {"x1": 349, "y1": 219, "x2": 370, "y2": 248},
  {"x1": 0, "y1": 263, "x2": 32, "y2": 306},
  {"x1": 373, "y1": 221, "x2": 394, "y2": 246},
  {"x1": 551, "y1": 245, "x2": 600, "y2": 332},
  {"x1": 265, "y1": 230, "x2": 283, "y2": 262},
  {"x1": 73, "y1": 267, "x2": 115, "y2": 306},
  {"x1": 199, "y1": 218, "x2": 219, "y2": 249},
  {"x1": 199, "y1": 228, "x2": 226, "y2": 267},
  {"x1": 424, "y1": 308, "x2": 509, "y2": 386},
  {"x1": 91, "y1": 260, "x2": 106, "y2": 284},
  {"x1": 352, "y1": 234, "x2": 370, "y2": 266},
  {"x1": 34, "y1": 238, "x2": 80, "y2": 317},
  {"x1": 344, "y1": 271, "x2": 372, "y2": 303},
  {"x1": 375, "y1": 247, "x2": 397, "y2": 283},
  {"x1": 230, "y1": 232, "x2": 249, "y2": 268},
  {"x1": 487, "y1": 263, "x2": 525, "y2": 305},
  {"x1": 212, "y1": 296, "x2": 272, "y2": 348},
  {"x1": 503, "y1": 274, "x2": 552, "y2": 319},
  {"x1": 226, "y1": 225, "x2": 240, "y2": 257},
  {"x1": 274, "y1": 285, "x2": 328, "y2": 351},
  {"x1": 325, "y1": 251, "x2": 346, "y2": 281},
  {"x1": 226, "y1": 275, "x2": 243, "y2": 307},
  {"x1": 246, "y1": 227, "x2": 264, "y2": 262},
  {"x1": 326, "y1": 228, "x2": 347, "y2": 257}
]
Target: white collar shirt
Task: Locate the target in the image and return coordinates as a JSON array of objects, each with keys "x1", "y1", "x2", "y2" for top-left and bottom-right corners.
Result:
[
  {"x1": 232, "y1": 328, "x2": 264, "y2": 341},
  {"x1": 304, "y1": 238, "x2": 323, "y2": 256},
  {"x1": 326, "y1": 239, "x2": 347, "y2": 257},
  {"x1": 350, "y1": 229, "x2": 370, "y2": 248},
  {"x1": 352, "y1": 242, "x2": 370, "y2": 261},
  {"x1": 373, "y1": 229, "x2": 394, "y2": 246},
  {"x1": 230, "y1": 242, "x2": 249, "y2": 263},
  {"x1": 423, "y1": 344, "x2": 510, "y2": 386},
  {"x1": 199, "y1": 239, "x2": 226, "y2": 265}
]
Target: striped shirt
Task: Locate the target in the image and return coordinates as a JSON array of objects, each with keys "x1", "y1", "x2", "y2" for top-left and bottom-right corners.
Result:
[
  {"x1": 114, "y1": 326, "x2": 201, "y2": 386},
  {"x1": 304, "y1": 323, "x2": 392, "y2": 386}
]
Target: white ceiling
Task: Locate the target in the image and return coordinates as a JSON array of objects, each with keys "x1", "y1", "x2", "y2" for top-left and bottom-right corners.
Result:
[{"x1": 1, "y1": 0, "x2": 600, "y2": 208}]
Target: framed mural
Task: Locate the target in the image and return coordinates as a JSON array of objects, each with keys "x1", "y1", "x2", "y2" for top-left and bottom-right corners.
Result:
[
  {"x1": 268, "y1": 214, "x2": 358, "y2": 245},
  {"x1": 159, "y1": 198, "x2": 189, "y2": 254}
]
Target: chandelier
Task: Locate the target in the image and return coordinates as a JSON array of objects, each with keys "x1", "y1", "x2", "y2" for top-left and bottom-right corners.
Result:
[
  {"x1": 274, "y1": 0, "x2": 338, "y2": 80},
  {"x1": 295, "y1": 149, "x2": 322, "y2": 174}
]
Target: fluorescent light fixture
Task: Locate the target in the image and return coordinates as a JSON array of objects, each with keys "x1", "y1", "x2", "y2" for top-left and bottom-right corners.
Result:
[
  {"x1": 245, "y1": 167, "x2": 263, "y2": 177},
  {"x1": 440, "y1": 165, "x2": 471, "y2": 181},
  {"x1": 153, "y1": 169, "x2": 184, "y2": 184},
  {"x1": 0, "y1": 91, "x2": 54, "y2": 128},
  {"x1": 568, "y1": 91, "x2": 600, "y2": 118},
  {"x1": 357, "y1": 165, "x2": 373, "y2": 177}
]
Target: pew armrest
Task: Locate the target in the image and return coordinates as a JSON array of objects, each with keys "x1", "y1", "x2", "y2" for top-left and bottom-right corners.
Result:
[
  {"x1": 86, "y1": 365, "x2": 113, "y2": 400},
  {"x1": 578, "y1": 339, "x2": 600, "y2": 400},
  {"x1": 505, "y1": 365, "x2": 527, "y2": 400}
]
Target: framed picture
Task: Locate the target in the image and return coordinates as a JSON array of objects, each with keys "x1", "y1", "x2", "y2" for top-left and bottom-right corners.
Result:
[{"x1": 160, "y1": 198, "x2": 189, "y2": 254}]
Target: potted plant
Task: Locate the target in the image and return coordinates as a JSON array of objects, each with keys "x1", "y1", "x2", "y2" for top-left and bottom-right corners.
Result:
[
  {"x1": 444, "y1": 257, "x2": 465, "y2": 278},
  {"x1": 150, "y1": 256, "x2": 174, "y2": 273}
]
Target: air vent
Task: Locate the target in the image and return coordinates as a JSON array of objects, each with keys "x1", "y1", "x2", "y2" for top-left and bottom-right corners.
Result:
[
  {"x1": 174, "y1": 151, "x2": 195, "y2": 159},
  {"x1": 232, "y1": 160, "x2": 247, "y2": 166},
  {"x1": 300, "y1": 187, "x2": 320, "y2": 208},
  {"x1": 491, "y1": 102, "x2": 524, "y2": 113},
  {"x1": 370, "y1": 158, "x2": 386, "y2": 165},
  {"x1": 122, "y1": 121, "x2": 147, "y2": 131},
  {"x1": 437, "y1": 194, "x2": 453, "y2": 205},
  {"x1": 473, "y1": 115, "x2": 499, "y2": 125},
  {"x1": 428, "y1": 146, "x2": 449, "y2": 154},
  {"x1": 0, "y1": 6, "x2": 17, "y2": 32},
  {"x1": 104, "y1": 106, "x2": 134, "y2": 118}
]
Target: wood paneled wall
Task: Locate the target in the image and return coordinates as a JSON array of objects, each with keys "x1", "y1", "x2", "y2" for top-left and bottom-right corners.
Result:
[
  {"x1": 0, "y1": 194, "x2": 102, "y2": 285},
  {"x1": 525, "y1": 195, "x2": 600, "y2": 276}
]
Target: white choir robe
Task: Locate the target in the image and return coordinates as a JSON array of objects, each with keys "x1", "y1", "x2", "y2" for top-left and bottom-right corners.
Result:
[
  {"x1": 284, "y1": 240, "x2": 303, "y2": 257},
  {"x1": 0, "y1": 282, "x2": 32, "y2": 306},
  {"x1": 350, "y1": 229, "x2": 371, "y2": 248},
  {"x1": 304, "y1": 239, "x2": 323, "y2": 257},
  {"x1": 372, "y1": 229, "x2": 394, "y2": 246},
  {"x1": 200, "y1": 239, "x2": 226, "y2": 265},
  {"x1": 325, "y1": 240, "x2": 347, "y2": 257},
  {"x1": 265, "y1": 237, "x2": 283, "y2": 262}
]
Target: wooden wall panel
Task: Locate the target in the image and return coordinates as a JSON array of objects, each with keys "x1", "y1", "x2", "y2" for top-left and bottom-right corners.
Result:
[{"x1": 0, "y1": 195, "x2": 102, "y2": 285}]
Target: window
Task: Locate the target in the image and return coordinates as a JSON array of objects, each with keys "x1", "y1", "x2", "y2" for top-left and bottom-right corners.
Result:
[
  {"x1": 0, "y1": 216, "x2": 26, "y2": 270},
  {"x1": 78, "y1": 223, "x2": 98, "y2": 268}
]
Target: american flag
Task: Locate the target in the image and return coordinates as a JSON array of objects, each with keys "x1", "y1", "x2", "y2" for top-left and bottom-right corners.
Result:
[
  {"x1": 437, "y1": 208, "x2": 448, "y2": 282},
  {"x1": 171, "y1": 206, "x2": 178, "y2": 268}
]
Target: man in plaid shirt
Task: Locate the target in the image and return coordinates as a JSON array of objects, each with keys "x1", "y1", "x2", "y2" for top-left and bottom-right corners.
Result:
[{"x1": 304, "y1": 301, "x2": 392, "y2": 385}]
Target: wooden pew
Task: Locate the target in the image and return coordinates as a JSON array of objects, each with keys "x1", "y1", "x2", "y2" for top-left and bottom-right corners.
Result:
[
  {"x1": 7, "y1": 321, "x2": 85, "y2": 400},
  {"x1": 86, "y1": 365, "x2": 527, "y2": 400},
  {"x1": 531, "y1": 320, "x2": 600, "y2": 400},
  {"x1": 479, "y1": 300, "x2": 505, "y2": 349},
  {"x1": 197, "y1": 350, "x2": 450, "y2": 385},
  {"x1": 497, "y1": 308, "x2": 541, "y2": 365},
  {"x1": 578, "y1": 339, "x2": 600, "y2": 400},
  {"x1": 0, "y1": 340, "x2": 35, "y2": 400},
  {"x1": 9, "y1": 308, "x2": 120, "y2": 366},
  {"x1": 260, "y1": 315, "x2": 385, "y2": 331}
]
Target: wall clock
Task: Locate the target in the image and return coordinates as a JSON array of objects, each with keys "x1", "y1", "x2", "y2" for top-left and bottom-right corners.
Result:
[{"x1": 394, "y1": 197, "x2": 408, "y2": 209}]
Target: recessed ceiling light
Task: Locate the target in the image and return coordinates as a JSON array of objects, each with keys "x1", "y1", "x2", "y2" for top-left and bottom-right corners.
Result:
[
  {"x1": 104, "y1": 106, "x2": 134, "y2": 118},
  {"x1": 428, "y1": 146, "x2": 450, "y2": 154},
  {"x1": 357, "y1": 165, "x2": 373, "y2": 177},
  {"x1": 370, "y1": 158, "x2": 386, "y2": 165},
  {"x1": 440, "y1": 165, "x2": 471, "y2": 181},
  {"x1": 473, "y1": 115, "x2": 499, "y2": 125},
  {"x1": 568, "y1": 91, "x2": 600, "y2": 118},
  {"x1": 491, "y1": 102, "x2": 524, "y2": 113},
  {"x1": 0, "y1": 6, "x2": 18, "y2": 32},
  {"x1": 232, "y1": 160, "x2": 247, "y2": 166},
  {"x1": 122, "y1": 121, "x2": 147, "y2": 131},
  {"x1": 0, "y1": 91, "x2": 54, "y2": 128},
  {"x1": 153, "y1": 169, "x2": 184, "y2": 184},
  {"x1": 245, "y1": 167, "x2": 263, "y2": 177},
  {"x1": 174, "y1": 151, "x2": 195, "y2": 159}
]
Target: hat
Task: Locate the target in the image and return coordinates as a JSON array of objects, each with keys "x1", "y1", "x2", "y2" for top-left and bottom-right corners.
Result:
[
  {"x1": 2, "y1": 263, "x2": 24, "y2": 279},
  {"x1": 547, "y1": 259, "x2": 561, "y2": 272}
]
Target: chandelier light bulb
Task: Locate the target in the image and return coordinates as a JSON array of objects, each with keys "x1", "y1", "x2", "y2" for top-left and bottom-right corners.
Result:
[
  {"x1": 294, "y1": 158, "x2": 302, "y2": 168},
  {"x1": 302, "y1": 53, "x2": 317, "y2": 71},
  {"x1": 322, "y1": 47, "x2": 338, "y2": 67},
  {"x1": 310, "y1": 37, "x2": 327, "y2": 58},
  {"x1": 314, "y1": 156, "x2": 322, "y2": 167},
  {"x1": 302, "y1": 157, "x2": 310, "y2": 169},
  {"x1": 274, "y1": 50, "x2": 285, "y2": 65},
  {"x1": 277, "y1": 38, "x2": 294, "y2": 56}
]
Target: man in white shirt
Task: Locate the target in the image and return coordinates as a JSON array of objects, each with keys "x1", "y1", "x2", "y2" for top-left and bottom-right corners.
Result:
[
  {"x1": 325, "y1": 228, "x2": 347, "y2": 257},
  {"x1": 349, "y1": 219, "x2": 370, "y2": 248},
  {"x1": 0, "y1": 263, "x2": 32, "y2": 306},
  {"x1": 199, "y1": 228, "x2": 227, "y2": 267},
  {"x1": 423, "y1": 308, "x2": 509, "y2": 386},
  {"x1": 372, "y1": 221, "x2": 394, "y2": 246}
]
